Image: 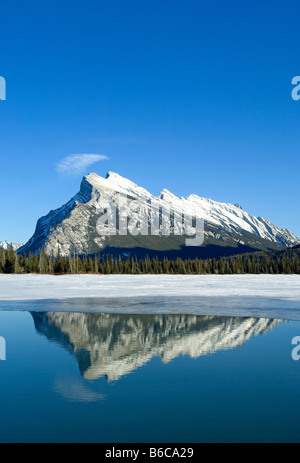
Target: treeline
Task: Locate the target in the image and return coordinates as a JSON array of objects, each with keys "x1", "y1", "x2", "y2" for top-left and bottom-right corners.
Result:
[{"x1": 1, "y1": 245, "x2": 300, "y2": 275}]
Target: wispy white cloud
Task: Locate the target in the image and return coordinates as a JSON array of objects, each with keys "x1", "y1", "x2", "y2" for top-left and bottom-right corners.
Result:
[{"x1": 56, "y1": 153, "x2": 109, "y2": 176}]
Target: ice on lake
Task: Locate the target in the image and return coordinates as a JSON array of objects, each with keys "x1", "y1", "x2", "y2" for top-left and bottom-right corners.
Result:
[{"x1": 0, "y1": 274, "x2": 299, "y2": 320}]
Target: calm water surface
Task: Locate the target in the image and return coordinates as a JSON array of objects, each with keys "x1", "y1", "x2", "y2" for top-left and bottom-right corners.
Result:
[{"x1": 0, "y1": 308, "x2": 300, "y2": 443}]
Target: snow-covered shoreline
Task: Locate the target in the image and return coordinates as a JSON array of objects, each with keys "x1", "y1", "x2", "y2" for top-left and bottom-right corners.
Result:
[{"x1": 0, "y1": 273, "x2": 299, "y2": 301}]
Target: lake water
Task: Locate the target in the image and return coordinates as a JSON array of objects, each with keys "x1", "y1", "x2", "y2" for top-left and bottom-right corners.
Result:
[{"x1": 0, "y1": 308, "x2": 300, "y2": 443}]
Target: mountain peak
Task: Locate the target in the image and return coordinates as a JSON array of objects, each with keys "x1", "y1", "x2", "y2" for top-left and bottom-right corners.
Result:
[
  {"x1": 82, "y1": 172, "x2": 153, "y2": 199},
  {"x1": 84, "y1": 171, "x2": 135, "y2": 187},
  {"x1": 18, "y1": 171, "x2": 300, "y2": 257},
  {"x1": 105, "y1": 171, "x2": 121, "y2": 179}
]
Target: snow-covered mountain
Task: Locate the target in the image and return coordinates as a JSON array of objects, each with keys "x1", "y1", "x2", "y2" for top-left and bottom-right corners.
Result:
[
  {"x1": 32, "y1": 312, "x2": 282, "y2": 382},
  {"x1": 0, "y1": 241, "x2": 25, "y2": 251},
  {"x1": 18, "y1": 171, "x2": 300, "y2": 258}
]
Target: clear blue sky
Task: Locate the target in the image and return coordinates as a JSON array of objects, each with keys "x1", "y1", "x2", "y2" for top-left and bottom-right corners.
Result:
[{"x1": 0, "y1": 0, "x2": 300, "y2": 243}]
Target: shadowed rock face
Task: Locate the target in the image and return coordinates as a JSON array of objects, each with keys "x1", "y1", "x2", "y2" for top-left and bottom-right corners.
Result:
[
  {"x1": 18, "y1": 171, "x2": 299, "y2": 259},
  {"x1": 31, "y1": 312, "x2": 282, "y2": 382}
]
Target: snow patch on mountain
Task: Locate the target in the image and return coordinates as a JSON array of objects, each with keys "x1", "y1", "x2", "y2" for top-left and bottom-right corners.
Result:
[{"x1": 82, "y1": 172, "x2": 300, "y2": 246}]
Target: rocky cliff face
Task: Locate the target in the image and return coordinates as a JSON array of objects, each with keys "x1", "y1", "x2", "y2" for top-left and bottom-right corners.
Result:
[
  {"x1": 19, "y1": 172, "x2": 300, "y2": 258},
  {"x1": 32, "y1": 312, "x2": 282, "y2": 382}
]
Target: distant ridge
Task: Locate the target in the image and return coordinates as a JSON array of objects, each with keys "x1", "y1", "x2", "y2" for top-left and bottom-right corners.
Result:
[{"x1": 0, "y1": 241, "x2": 25, "y2": 251}]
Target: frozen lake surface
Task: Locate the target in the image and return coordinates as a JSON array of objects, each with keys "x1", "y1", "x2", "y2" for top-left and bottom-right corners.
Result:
[
  {"x1": 0, "y1": 274, "x2": 299, "y2": 320},
  {"x1": 1, "y1": 275, "x2": 300, "y2": 442}
]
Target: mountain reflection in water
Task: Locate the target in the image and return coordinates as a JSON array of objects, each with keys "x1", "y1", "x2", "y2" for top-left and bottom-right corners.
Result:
[{"x1": 31, "y1": 312, "x2": 282, "y2": 382}]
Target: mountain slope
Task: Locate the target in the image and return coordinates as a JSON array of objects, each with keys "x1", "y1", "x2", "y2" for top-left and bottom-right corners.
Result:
[{"x1": 18, "y1": 172, "x2": 300, "y2": 259}]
